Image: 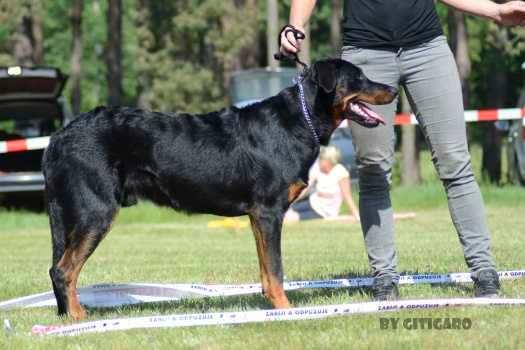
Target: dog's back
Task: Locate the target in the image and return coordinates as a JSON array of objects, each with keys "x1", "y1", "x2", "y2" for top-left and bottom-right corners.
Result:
[{"x1": 44, "y1": 102, "x2": 309, "y2": 215}]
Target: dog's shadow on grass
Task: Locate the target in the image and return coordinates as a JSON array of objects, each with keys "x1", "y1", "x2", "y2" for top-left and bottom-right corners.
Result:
[
  {"x1": 86, "y1": 273, "x2": 368, "y2": 317},
  {"x1": 85, "y1": 270, "x2": 473, "y2": 317},
  {"x1": 86, "y1": 288, "x2": 364, "y2": 318}
]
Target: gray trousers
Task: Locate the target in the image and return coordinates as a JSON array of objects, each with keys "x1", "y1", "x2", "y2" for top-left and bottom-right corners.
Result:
[{"x1": 341, "y1": 35, "x2": 496, "y2": 281}]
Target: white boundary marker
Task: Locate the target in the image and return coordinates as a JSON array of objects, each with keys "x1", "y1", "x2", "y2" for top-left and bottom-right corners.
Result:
[
  {"x1": 0, "y1": 270, "x2": 522, "y2": 336},
  {"x1": 1, "y1": 270, "x2": 524, "y2": 311},
  {"x1": 31, "y1": 297, "x2": 525, "y2": 336}
]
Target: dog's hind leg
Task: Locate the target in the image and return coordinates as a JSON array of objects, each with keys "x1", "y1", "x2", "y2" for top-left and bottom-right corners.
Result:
[
  {"x1": 48, "y1": 198, "x2": 69, "y2": 316},
  {"x1": 249, "y1": 207, "x2": 290, "y2": 309},
  {"x1": 48, "y1": 194, "x2": 118, "y2": 320}
]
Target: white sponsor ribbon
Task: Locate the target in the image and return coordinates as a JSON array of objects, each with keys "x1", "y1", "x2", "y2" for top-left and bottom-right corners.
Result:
[
  {"x1": 1, "y1": 270, "x2": 524, "y2": 311},
  {"x1": 31, "y1": 297, "x2": 525, "y2": 336},
  {"x1": 1, "y1": 269, "x2": 523, "y2": 336}
]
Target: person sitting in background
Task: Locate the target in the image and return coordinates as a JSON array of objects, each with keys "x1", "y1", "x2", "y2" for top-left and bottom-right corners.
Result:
[{"x1": 285, "y1": 146, "x2": 359, "y2": 222}]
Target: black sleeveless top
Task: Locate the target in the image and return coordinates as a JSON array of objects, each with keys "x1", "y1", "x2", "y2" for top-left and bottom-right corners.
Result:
[{"x1": 342, "y1": 0, "x2": 443, "y2": 49}]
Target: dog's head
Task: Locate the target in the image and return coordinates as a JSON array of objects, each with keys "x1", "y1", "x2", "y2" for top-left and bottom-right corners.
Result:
[{"x1": 306, "y1": 59, "x2": 397, "y2": 128}]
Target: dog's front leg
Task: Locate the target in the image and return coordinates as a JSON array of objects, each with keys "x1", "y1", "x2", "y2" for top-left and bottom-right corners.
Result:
[{"x1": 249, "y1": 208, "x2": 290, "y2": 309}]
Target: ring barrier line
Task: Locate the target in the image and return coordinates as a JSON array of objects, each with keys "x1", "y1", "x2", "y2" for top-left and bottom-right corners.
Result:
[
  {"x1": 1, "y1": 270, "x2": 524, "y2": 311},
  {"x1": 0, "y1": 269, "x2": 522, "y2": 336},
  {"x1": 30, "y1": 297, "x2": 525, "y2": 336}
]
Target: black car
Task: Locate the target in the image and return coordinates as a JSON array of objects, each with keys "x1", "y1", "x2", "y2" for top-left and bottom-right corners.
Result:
[{"x1": 0, "y1": 66, "x2": 70, "y2": 193}]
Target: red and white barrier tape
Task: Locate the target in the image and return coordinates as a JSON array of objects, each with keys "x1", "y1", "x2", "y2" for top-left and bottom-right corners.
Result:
[
  {"x1": 0, "y1": 136, "x2": 50, "y2": 154},
  {"x1": 339, "y1": 107, "x2": 525, "y2": 128},
  {"x1": 0, "y1": 108, "x2": 524, "y2": 155},
  {"x1": 395, "y1": 108, "x2": 525, "y2": 126},
  {"x1": 30, "y1": 297, "x2": 525, "y2": 336}
]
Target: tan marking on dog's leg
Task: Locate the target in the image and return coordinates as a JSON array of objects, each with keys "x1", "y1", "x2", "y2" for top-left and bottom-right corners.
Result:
[
  {"x1": 266, "y1": 275, "x2": 291, "y2": 309},
  {"x1": 57, "y1": 212, "x2": 119, "y2": 320},
  {"x1": 56, "y1": 241, "x2": 91, "y2": 321},
  {"x1": 249, "y1": 215, "x2": 270, "y2": 294},
  {"x1": 249, "y1": 214, "x2": 290, "y2": 309}
]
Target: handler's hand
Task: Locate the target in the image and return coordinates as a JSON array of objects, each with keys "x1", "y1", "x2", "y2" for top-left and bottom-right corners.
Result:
[
  {"x1": 497, "y1": 1, "x2": 525, "y2": 26},
  {"x1": 279, "y1": 25, "x2": 305, "y2": 55}
]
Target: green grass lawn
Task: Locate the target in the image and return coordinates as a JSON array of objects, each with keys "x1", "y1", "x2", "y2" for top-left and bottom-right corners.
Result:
[{"x1": 0, "y1": 182, "x2": 524, "y2": 349}]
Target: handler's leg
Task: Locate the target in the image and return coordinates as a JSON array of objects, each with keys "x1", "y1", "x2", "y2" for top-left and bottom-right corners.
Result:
[
  {"x1": 401, "y1": 36, "x2": 498, "y2": 295},
  {"x1": 342, "y1": 47, "x2": 401, "y2": 299}
]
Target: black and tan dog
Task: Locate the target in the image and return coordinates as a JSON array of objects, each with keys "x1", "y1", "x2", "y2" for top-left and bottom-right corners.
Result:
[{"x1": 43, "y1": 59, "x2": 397, "y2": 320}]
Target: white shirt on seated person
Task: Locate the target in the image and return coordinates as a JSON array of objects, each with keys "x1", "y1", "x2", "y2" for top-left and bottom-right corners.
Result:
[
  {"x1": 309, "y1": 162, "x2": 350, "y2": 218},
  {"x1": 285, "y1": 146, "x2": 359, "y2": 222}
]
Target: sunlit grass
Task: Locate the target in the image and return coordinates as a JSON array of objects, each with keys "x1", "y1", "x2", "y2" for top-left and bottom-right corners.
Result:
[{"x1": 0, "y1": 180, "x2": 524, "y2": 349}]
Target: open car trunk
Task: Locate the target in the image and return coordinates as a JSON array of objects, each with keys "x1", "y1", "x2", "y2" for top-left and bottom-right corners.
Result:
[{"x1": 0, "y1": 66, "x2": 68, "y2": 192}]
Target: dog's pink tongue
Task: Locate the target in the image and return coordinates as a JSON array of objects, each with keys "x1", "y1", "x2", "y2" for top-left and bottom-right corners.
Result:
[{"x1": 348, "y1": 102, "x2": 385, "y2": 127}]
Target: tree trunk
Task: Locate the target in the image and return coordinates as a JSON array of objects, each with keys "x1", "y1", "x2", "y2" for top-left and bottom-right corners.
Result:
[
  {"x1": 480, "y1": 24, "x2": 509, "y2": 184},
  {"x1": 481, "y1": 124, "x2": 502, "y2": 184},
  {"x1": 30, "y1": 2, "x2": 44, "y2": 65},
  {"x1": 13, "y1": 2, "x2": 44, "y2": 66},
  {"x1": 401, "y1": 89, "x2": 421, "y2": 185},
  {"x1": 237, "y1": 0, "x2": 258, "y2": 69},
  {"x1": 13, "y1": 22, "x2": 33, "y2": 66},
  {"x1": 482, "y1": 51, "x2": 507, "y2": 184},
  {"x1": 106, "y1": 0, "x2": 123, "y2": 106},
  {"x1": 221, "y1": 0, "x2": 258, "y2": 99},
  {"x1": 266, "y1": 0, "x2": 279, "y2": 69},
  {"x1": 70, "y1": 0, "x2": 83, "y2": 114},
  {"x1": 447, "y1": 9, "x2": 471, "y2": 106},
  {"x1": 135, "y1": 0, "x2": 152, "y2": 109},
  {"x1": 330, "y1": 0, "x2": 342, "y2": 54},
  {"x1": 299, "y1": 24, "x2": 311, "y2": 66}
]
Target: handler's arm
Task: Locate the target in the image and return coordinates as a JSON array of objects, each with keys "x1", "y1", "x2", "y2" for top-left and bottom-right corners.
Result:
[
  {"x1": 280, "y1": 0, "x2": 317, "y2": 54},
  {"x1": 440, "y1": 0, "x2": 525, "y2": 25}
]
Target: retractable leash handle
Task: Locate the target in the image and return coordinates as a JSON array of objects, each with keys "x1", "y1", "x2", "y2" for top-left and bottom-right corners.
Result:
[{"x1": 273, "y1": 24, "x2": 308, "y2": 70}]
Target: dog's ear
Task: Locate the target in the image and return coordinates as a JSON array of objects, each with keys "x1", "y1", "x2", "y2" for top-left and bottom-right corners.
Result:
[{"x1": 312, "y1": 61, "x2": 337, "y2": 93}]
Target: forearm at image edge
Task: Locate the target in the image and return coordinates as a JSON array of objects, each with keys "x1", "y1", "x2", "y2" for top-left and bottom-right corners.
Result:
[{"x1": 289, "y1": 0, "x2": 318, "y2": 28}]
